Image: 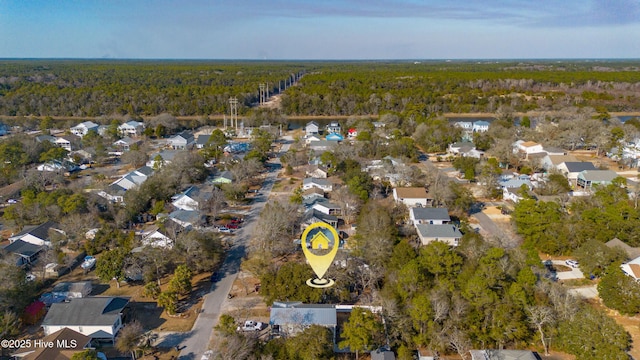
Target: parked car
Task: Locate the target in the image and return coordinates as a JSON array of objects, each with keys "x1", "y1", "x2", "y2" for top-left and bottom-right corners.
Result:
[
  {"x1": 218, "y1": 227, "x2": 232, "y2": 233},
  {"x1": 227, "y1": 224, "x2": 240, "y2": 229},
  {"x1": 25, "y1": 273, "x2": 36, "y2": 282},
  {"x1": 239, "y1": 320, "x2": 264, "y2": 332},
  {"x1": 565, "y1": 259, "x2": 579, "y2": 268},
  {"x1": 6, "y1": 199, "x2": 18, "y2": 204}
]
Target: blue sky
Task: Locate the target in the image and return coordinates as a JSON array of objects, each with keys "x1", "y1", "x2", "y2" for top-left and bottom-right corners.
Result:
[{"x1": 1, "y1": 0, "x2": 639, "y2": 59}]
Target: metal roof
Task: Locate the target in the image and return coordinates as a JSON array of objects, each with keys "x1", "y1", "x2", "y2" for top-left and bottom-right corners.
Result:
[
  {"x1": 270, "y1": 306, "x2": 337, "y2": 327},
  {"x1": 3, "y1": 239, "x2": 43, "y2": 257},
  {"x1": 562, "y1": 161, "x2": 597, "y2": 173},
  {"x1": 416, "y1": 224, "x2": 462, "y2": 239},
  {"x1": 410, "y1": 207, "x2": 450, "y2": 221}
]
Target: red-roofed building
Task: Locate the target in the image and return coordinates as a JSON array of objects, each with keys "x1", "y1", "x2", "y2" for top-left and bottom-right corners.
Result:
[
  {"x1": 23, "y1": 301, "x2": 46, "y2": 325},
  {"x1": 347, "y1": 128, "x2": 358, "y2": 138}
]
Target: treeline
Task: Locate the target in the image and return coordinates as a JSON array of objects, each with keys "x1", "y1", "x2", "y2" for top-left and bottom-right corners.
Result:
[
  {"x1": 1, "y1": 60, "x2": 640, "y2": 118},
  {"x1": 0, "y1": 60, "x2": 305, "y2": 117},
  {"x1": 280, "y1": 62, "x2": 640, "y2": 115}
]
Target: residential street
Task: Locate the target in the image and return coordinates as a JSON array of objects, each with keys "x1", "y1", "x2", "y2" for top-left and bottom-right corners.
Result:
[{"x1": 177, "y1": 140, "x2": 290, "y2": 360}]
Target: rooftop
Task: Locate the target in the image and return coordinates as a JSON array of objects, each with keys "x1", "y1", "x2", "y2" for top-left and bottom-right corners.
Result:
[
  {"x1": 42, "y1": 297, "x2": 129, "y2": 327},
  {"x1": 394, "y1": 187, "x2": 429, "y2": 199},
  {"x1": 416, "y1": 224, "x2": 462, "y2": 239},
  {"x1": 410, "y1": 207, "x2": 450, "y2": 221}
]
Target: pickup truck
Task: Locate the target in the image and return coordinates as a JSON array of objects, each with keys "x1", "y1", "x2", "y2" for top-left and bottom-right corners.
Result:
[{"x1": 238, "y1": 320, "x2": 264, "y2": 331}]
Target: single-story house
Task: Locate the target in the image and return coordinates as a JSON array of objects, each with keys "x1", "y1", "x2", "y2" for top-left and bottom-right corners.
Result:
[
  {"x1": 42, "y1": 296, "x2": 130, "y2": 342},
  {"x1": 305, "y1": 121, "x2": 320, "y2": 135},
  {"x1": 543, "y1": 146, "x2": 567, "y2": 156},
  {"x1": 409, "y1": 208, "x2": 450, "y2": 225},
  {"x1": 171, "y1": 185, "x2": 213, "y2": 211},
  {"x1": 308, "y1": 140, "x2": 336, "y2": 152},
  {"x1": 9, "y1": 221, "x2": 64, "y2": 246},
  {"x1": 11, "y1": 327, "x2": 93, "y2": 360},
  {"x1": 540, "y1": 154, "x2": 578, "y2": 171},
  {"x1": 112, "y1": 137, "x2": 140, "y2": 152},
  {"x1": 513, "y1": 140, "x2": 544, "y2": 158},
  {"x1": 70, "y1": 121, "x2": 99, "y2": 137},
  {"x1": 117, "y1": 121, "x2": 145, "y2": 137},
  {"x1": 302, "y1": 187, "x2": 325, "y2": 201},
  {"x1": 52, "y1": 282, "x2": 92, "y2": 300},
  {"x1": 469, "y1": 350, "x2": 538, "y2": 360},
  {"x1": 576, "y1": 170, "x2": 619, "y2": 190},
  {"x1": 557, "y1": 162, "x2": 598, "y2": 184},
  {"x1": 212, "y1": 170, "x2": 234, "y2": 184},
  {"x1": 605, "y1": 238, "x2": 640, "y2": 260},
  {"x1": 305, "y1": 165, "x2": 329, "y2": 179},
  {"x1": 303, "y1": 178, "x2": 333, "y2": 192},
  {"x1": 36, "y1": 160, "x2": 78, "y2": 173},
  {"x1": 168, "y1": 209, "x2": 204, "y2": 230},
  {"x1": 196, "y1": 134, "x2": 211, "y2": 149},
  {"x1": 415, "y1": 224, "x2": 462, "y2": 246},
  {"x1": 305, "y1": 134, "x2": 322, "y2": 144},
  {"x1": 141, "y1": 226, "x2": 173, "y2": 248},
  {"x1": 169, "y1": 131, "x2": 195, "y2": 150},
  {"x1": 621, "y1": 255, "x2": 640, "y2": 281},
  {"x1": 448, "y1": 141, "x2": 475, "y2": 155},
  {"x1": 270, "y1": 302, "x2": 337, "y2": 337},
  {"x1": 392, "y1": 187, "x2": 432, "y2": 208}
]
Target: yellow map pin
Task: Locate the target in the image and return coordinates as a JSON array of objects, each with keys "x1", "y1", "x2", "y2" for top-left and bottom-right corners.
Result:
[{"x1": 301, "y1": 222, "x2": 339, "y2": 288}]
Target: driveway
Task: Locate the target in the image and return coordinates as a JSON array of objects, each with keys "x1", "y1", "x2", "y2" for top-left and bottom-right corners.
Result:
[
  {"x1": 551, "y1": 260, "x2": 585, "y2": 280},
  {"x1": 177, "y1": 140, "x2": 288, "y2": 360}
]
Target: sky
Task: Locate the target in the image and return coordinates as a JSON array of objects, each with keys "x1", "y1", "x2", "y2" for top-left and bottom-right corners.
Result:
[{"x1": 1, "y1": 0, "x2": 640, "y2": 59}]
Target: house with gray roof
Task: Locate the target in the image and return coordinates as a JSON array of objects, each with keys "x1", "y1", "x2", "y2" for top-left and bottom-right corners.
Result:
[
  {"x1": 270, "y1": 302, "x2": 337, "y2": 337},
  {"x1": 305, "y1": 121, "x2": 320, "y2": 135},
  {"x1": 3, "y1": 240, "x2": 43, "y2": 266},
  {"x1": 146, "y1": 150, "x2": 180, "y2": 168},
  {"x1": 98, "y1": 166, "x2": 154, "y2": 203},
  {"x1": 556, "y1": 161, "x2": 597, "y2": 184},
  {"x1": 70, "y1": 121, "x2": 99, "y2": 137},
  {"x1": 168, "y1": 209, "x2": 204, "y2": 230},
  {"x1": 577, "y1": 170, "x2": 619, "y2": 190},
  {"x1": 9, "y1": 221, "x2": 63, "y2": 247},
  {"x1": 171, "y1": 185, "x2": 213, "y2": 211},
  {"x1": 301, "y1": 209, "x2": 338, "y2": 230},
  {"x1": 112, "y1": 136, "x2": 140, "y2": 152},
  {"x1": 196, "y1": 134, "x2": 211, "y2": 149},
  {"x1": 42, "y1": 297, "x2": 129, "y2": 342},
  {"x1": 168, "y1": 131, "x2": 195, "y2": 150},
  {"x1": 117, "y1": 121, "x2": 145, "y2": 137},
  {"x1": 409, "y1": 208, "x2": 451, "y2": 225},
  {"x1": 308, "y1": 140, "x2": 337, "y2": 152},
  {"x1": 415, "y1": 224, "x2": 462, "y2": 246}
]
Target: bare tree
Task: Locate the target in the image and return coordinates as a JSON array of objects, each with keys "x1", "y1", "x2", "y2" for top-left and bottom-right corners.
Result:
[
  {"x1": 213, "y1": 333, "x2": 257, "y2": 360},
  {"x1": 526, "y1": 305, "x2": 555, "y2": 356},
  {"x1": 251, "y1": 200, "x2": 300, "y2": 257},
  {"x1": 230, "y1": 158, "x2": 264, "y2": 185}
]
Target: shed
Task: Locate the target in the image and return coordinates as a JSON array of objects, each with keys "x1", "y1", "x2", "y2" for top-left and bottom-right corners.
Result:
[{"x1": 23, "y1": 301, "x2": 46, "y2": 325}]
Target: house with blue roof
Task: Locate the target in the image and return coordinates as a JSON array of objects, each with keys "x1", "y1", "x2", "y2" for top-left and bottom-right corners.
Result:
[{"x1": 326, "y1": 133, "x2": 344, "y2": 142}]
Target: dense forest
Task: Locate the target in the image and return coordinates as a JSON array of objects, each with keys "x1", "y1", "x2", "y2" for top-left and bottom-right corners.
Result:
[
  {"x1": 1, "y1": 60, "x2": 640, "y2": 118},
  {"x1": 0, "y1": 60, "x2": 305, "y2": 117}
]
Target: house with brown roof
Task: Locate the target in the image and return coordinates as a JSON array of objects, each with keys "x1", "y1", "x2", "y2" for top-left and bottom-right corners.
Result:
[
  {"x1": 621, "y1": 256, "x2": 640, "y2": 281},
  {"x1": 11, "y1": 327, "x2": 93, "y2": 360},
  {"x1": 392, "y1": 187, "x2": 432, "y2": 208}
]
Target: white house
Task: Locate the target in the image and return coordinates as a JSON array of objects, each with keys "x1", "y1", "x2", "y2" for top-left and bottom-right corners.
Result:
[
  {"x1": 409, "y1": 208, "x2": 450, "y2": 225},
  {"x1": 455, "y1": 121, "x2": 473, "y2": 130},
  {"x1": 171, "y1": 185, "x2": 212, "y2": 211},
  {"x1": 556, "y1": 161, "x2": 597, "y2": 184},
  {"x1": 117, "y1": 121, "x2": 145, "y2": 137},
  {"x1": 472, "y1": 120, "x2": 490, "y2": 132},
  {"x1": 621, "y1": 256, "x2": 640, "y2": 281},
  {"x1": 305, "y1": 165, "x2": 329, "y2": 179},
  {"x1": 9, "y1": 221, "x2": 64, "y2": 247},
  {"x1": 168, "y1": 131, "x2": 195, "y2": 150},
  {"x1": 98, "y1": 166, "x2": 154, "y2": 203},
  {"x1": 269, "y1": 302, "x2": 337, "y2": 337},
  {"x1": 513, "y1": 140, "x2": 545, "y2": 159},
  {"x1": 503, "y1": 187, "x2": 525, "y2": 203},
  {"x1": 392, "y1": 187, "x2": 432, "y2": 208},
  {"x1": 168, "y1": 209, "x2": 204, "y2": 230},
  {"x1": 577, "y1": 170, "x2": 618, "y2": 190},
  {"x1": 540, "y1": 154, "x2": 578, "y2": 171},
  {"x1": 41, "y1": 297, "x2": 129, "y2": 342},
  {"x1": 112, "y1": 137, "x2": 140, "y2": 152},
  {"x1": 448, "y1": 141, "x2": 475, "y2": 155},
  {"x1": 55, "y1": 136, "x2": 74, "y2": 151},
  {"x1": 141, "y1": 227, "x2": 173, "y2": 248},
  {"x1": 305, "y1": 121, "x2": 320, "y2": 135},
  {"x1": 304, "y1": 134, "x2": 322, "y2": 144},
  {"x1": 70, "y1": 121, "x2": 99, "y2": 137},
  {"x1": 415, "y1": 224, "x2": 462, "y2": 246},
  {"x1": 302, "y1": 178, "x2": 333, "y2": 192}
]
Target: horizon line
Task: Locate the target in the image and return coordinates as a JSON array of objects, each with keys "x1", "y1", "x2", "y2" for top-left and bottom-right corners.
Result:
[{"x1": 1, "y1": 57, "x2": 640, "y2": 62}]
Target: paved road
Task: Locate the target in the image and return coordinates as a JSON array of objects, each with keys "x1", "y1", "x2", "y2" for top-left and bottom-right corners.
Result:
[{"x1": 178, "y1": 141, "x2": 289, "y2": 360}]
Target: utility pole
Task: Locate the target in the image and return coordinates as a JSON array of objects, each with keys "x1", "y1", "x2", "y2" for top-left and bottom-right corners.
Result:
[
  {"x1": 259, "y1": 83, "x2": 266, "y2": 105},
  {"x1": 229, "y1": 97, "x2": 238, "y2": 131}
]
